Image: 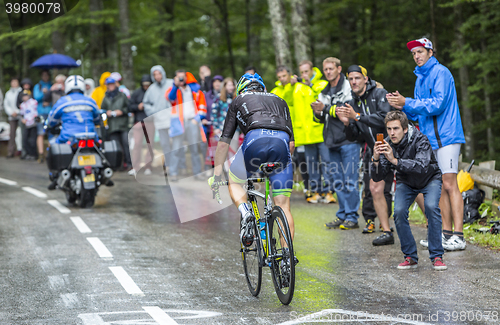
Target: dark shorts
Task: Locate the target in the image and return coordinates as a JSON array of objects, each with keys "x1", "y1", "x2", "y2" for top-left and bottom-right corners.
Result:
[{"x1": 229, "y1": 129, "x2": 293, "y2": 197}]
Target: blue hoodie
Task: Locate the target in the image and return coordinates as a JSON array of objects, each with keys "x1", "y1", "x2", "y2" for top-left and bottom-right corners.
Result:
[
  {"x1": 403, "y1": 56, "x2": 465, "y2": 150},
  {"x1": 33, "y1": 80, "x2": 52, "y2": 116}
]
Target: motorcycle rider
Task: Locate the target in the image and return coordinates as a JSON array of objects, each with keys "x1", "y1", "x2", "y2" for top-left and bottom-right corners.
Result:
[{"x1": 46, "y1": 75, "x2": 102, "y2": 190}]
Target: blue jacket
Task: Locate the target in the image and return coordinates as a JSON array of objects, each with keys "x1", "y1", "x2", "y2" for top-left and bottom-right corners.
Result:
[
  {"x1": 33, "y1": 81, "x2": 52, "y2": 116},
  {"x1": 47, "y1": 93, "x2": 100, "y2": 144},
  {"x1": 403, "y1": 56, "x2": 465, "y2": 150}
]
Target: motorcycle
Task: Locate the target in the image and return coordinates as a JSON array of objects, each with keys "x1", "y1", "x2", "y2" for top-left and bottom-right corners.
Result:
[{"x1": 46, "y1": 113, "x2": 122, "y2": 208}]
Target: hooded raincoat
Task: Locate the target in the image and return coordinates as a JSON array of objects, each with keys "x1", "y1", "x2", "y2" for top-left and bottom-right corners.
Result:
[
  {"x1": 143, "y1": 65, "x2": 173, "y2": 130},
  {"x1": 91, "y1": 72, "x2": 111, "y2": 109}
]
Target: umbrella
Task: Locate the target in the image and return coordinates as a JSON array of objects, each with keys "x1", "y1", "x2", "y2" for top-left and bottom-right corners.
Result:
[
  {"x1": 457, "y1": 159, "x2": 475, "y2": 193},
  {"x1": 30, "y1": 53, "x2": 80, "y2": 70}
]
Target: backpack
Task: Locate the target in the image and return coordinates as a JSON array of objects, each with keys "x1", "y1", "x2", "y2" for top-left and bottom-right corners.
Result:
[{"x1": 462, "y1": 187, "x2": 485, "y2": 224}]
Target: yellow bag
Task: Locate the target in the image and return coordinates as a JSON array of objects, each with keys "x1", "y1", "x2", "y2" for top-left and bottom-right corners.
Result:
[{"x1": 457, "y1": 160, "x2": 475, "y2": 193}]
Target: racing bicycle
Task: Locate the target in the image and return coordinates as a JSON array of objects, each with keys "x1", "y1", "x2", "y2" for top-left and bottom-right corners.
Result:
[{"x1": 211, "y1": 162, "x2": 296, "y2": 305}]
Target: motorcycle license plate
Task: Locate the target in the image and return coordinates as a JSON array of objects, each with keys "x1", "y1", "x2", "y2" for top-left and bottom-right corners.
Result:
[
  {"x1": 78, "y1": 155, "x2": 96, "y2": 166},
  {"x1": 83, "y1": 174, "x2": 95, "y2": 183}
]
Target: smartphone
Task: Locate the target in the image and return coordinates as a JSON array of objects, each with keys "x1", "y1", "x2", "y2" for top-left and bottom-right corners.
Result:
[{"x1": 376, "y1": 133, "x2": 384, "y2": 142}]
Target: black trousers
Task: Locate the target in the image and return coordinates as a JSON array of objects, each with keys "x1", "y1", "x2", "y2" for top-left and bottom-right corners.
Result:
[
  {"x1": 362, "y1": 146, "x2": 394, "y2": 222},
  {"x1": 109, "y1": 131, "x2": 131, "y2": 166},
  {"x1": 23, "y1": 126, "x2": 38, "y2": 157},
  {"x1": 293, "y1": 149, "x2": 309, "y2": 190}
]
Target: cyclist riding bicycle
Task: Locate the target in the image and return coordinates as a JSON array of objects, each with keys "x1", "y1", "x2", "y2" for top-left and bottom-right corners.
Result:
[
  {"x1": 208, "y1": 73, "x2": 296, "y2": 246},
  {"x1": 46, "y1": 75, "x2": 100, "y2": 146}
]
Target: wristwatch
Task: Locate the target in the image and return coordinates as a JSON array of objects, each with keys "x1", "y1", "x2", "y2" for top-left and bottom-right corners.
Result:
[
  {"x1": 371, "y1": 156, "x2": 379, "y2": 162},
  {"x1": 355, "y1": 113, "x2": 361, "y2": 121},
  {"x1": 111, "y1": 111, "x2": 117, "y2": 117}
]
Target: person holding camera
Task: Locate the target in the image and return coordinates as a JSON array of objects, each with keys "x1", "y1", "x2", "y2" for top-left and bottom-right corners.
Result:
[
  {"x1": 166, "y1": 70, "x2": 207, "y2": 181},
  {"x1": 336, "y1": 65, "x2": 394, "y2": 245},
  {"x1": 372, "y1": 110, "x2": 446, "y2": 270}
]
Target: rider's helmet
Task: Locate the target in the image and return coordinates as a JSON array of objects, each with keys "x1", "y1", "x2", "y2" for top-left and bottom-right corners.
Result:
[
  {"x1": 236, "y1": 73, "x2": 266, "y2": 96},
  {"x1": 64, "y1": 75, "x2": 86, "y2": 94}
]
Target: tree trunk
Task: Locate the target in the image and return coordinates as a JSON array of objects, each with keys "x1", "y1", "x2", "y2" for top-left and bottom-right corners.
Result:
[
  {"x1": 51, "y1": 30, "x2": 66, "y2": 54},
  {"x1": 89, "y1": 0, "x2": 104, "y2": 83},
  {"x1": 0, "y1": 50, "x2": 4, "y2": 92},
  {"x1": 246, "y1": 0, "x2": 261, "y2": 69},
  {"x1": 454, "y1": 5, "x2": 474, "y2": 160},
  {"x1": 481, "y1": 41, "x2": 494, "y2": 159},
  {"x1": 214, "y1": 0, "x2": 236, "y2": 78},
  {"x1": 22, "y1": 46, "x2": 29, "y2": 78},
  {"x1": 267, "y1": 0, "x2": 292, "y2": 68},
  {"x1": 429, "y1": 0, "x2": 437, "y2": 53},
  {"x1": 161, "y1": 0, "x2": 176, "y2": 70},
  {"x1": 118, "y1": 0, "x2": 134, "y2": 90},
  {"x1": 290, "y1": 0, "x2": 311, "y2": 67}
]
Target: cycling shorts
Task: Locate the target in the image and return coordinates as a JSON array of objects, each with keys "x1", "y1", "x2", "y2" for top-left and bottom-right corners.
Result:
[
  {"x1": 433, "y1": 143, "x2": 461, "y2": 174},
  {"x1": 229, "y1": 129, "x2": 293, "y2": 197}
]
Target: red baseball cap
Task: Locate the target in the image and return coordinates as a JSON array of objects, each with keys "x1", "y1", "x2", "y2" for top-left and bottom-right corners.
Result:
[{"x1": 407, "y1": 38, "x2": 433, "y2": 52}]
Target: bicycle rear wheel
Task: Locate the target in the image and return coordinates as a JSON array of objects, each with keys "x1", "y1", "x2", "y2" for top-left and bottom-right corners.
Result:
[
  {"x1": 241, "y1": 218, "x2": 262, "y2": 296},
  {"x1": 269, "y1": 206, "x2": 295, "y2": 305}
]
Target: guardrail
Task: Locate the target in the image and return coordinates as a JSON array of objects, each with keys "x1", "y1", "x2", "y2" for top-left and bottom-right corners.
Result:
[{"x1": 458, "y1": 162, "x2": 500, "y2": 190}]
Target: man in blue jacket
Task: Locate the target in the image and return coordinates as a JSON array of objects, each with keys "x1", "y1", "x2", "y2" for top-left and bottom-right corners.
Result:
[
  {"x1": 386, "y1": 38, "x2": 466, "y2": 251},
  {"x1": 47, "y1": 75, "x2": 100, "y2": 145},
  {"x1": 33, "y1": 70, "x2": 52, "y2": 162}
]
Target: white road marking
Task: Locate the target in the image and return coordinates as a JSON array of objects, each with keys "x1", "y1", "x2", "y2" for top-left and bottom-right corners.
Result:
[
  {"x1": 0, "y1": 177, "x2": 17, "y2": 186},
  {"x1": 70, "y1": 217, "x2": 92, "y2": 233},
  {"x1": 276, "y1": 309, "x2": 434, "y2": 325},
  {"x1": 60, "y1": 293, "x2": 80, "y2": 309},
  {"x1": 87, "y1": 237, "x2": 113, "y2": 258},
  {"x1": 48, "y1": 274, "x2": 70, "y2": 291},
  {"x1": 109, "y1": 266, "x2": 144, "y2": 296},
  {"x1": 78, "y1": 309, "x2": 222, "y2": 324},
  {"x1": 143, "y1": 306, "x2": 179, "y2": 325},
  {"x1": 47, "y1": 200, "x2": 71, "y2": 214},
  {"x1": 22, "y1": 186, "x2": 48, "y2": 198}
]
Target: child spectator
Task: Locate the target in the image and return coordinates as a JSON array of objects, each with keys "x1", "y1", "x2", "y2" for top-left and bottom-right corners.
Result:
[{"x1": 19, "y1": 91, "x2": 39, "y2": 160}]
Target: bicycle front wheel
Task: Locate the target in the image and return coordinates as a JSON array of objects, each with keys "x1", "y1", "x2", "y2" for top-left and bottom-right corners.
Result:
[
  {"x1": 269, "y1": 206, "x2": 295, "y2": 305},
  {"x1": 241, "y1": 219, "x2": 262, "y2": 296}
]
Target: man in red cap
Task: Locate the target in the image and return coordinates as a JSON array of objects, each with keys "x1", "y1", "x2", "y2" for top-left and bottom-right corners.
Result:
[{"x1": 386, "y1": 38, "x2": 466, "y2": 251}]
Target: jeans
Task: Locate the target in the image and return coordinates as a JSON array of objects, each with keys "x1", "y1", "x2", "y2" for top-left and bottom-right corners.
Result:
[
  {"x1": 394, "y1": 178, "x2": 444, "y2": 261},
  {"x1": 328, "y1": 143, "x2": 361, "y2": 222},
  {"x1": 304, "y1": 142, "x2": 333, "y2": 193},
  {"x1": 170, "y1": 119, "x2": 203, "y2": 176}
]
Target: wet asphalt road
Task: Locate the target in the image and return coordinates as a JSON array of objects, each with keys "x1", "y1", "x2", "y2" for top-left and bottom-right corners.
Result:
[{"x1": 1, "y1": 156, "x2": 500, "y2": 325}]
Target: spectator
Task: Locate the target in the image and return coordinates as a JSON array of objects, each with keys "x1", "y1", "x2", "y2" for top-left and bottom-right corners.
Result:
[
  {"x1": 298, "y1": 60, "x2": 333, "y2": 203},
  {"x1": 33, "y1": 70, "x2": 52, "y2": 163},
  {"x1": 17, "y1": 78, "x2": 33, "y2": 107},
  {"x1": 206, "y1": 77, "x2": 237, "y2": 170},
  {"x1": 143, "y1": 65, "x2": 174, "y2": 174},
  {"x1": 84, "y1": 78, "x2": 95, "y2": 97},
  {"x1": 43, "y1": 75, "x2": 66, "y2": 108},
  {"x1": 128, "y1": 74, "x2": 153, "y2": 176},
  {"x1": 166, "y1": 70, "x2": 207, "y2": 181},
  {"x1": 244, "y1": 66, "x2": 256, "y2": 75},
  {"x1": 110, "y1": 72, "x2": 131, "y2": 99},
  {"x1": 19, "y1": 91, "x2": 38, "y2": 160},
  {"x1": 337, "y1": 65, "x2": 394, "y2": 244},
  {"x1": 386, "y1": 38, "x2": 466, "y2": 251},
  {"x1": 101, "y1": 77, "x2": 131, "y2": 170},
  {"x1": 204, "y1": 75, "x2": 224, "y2": 138},
  {"x1": 0, "y1": 87, "x2": 3, "y2": 113},
  {"x1": 91, "y1": 72, "x2": 111, "y2": 109},
  {"x1": 199, "y1": 65, "x2": 212, "y2": 92},
  {"x1": 4, "y1": 78, "x2": 23, "y2": 157},
  {"x1": 371, "y1": 110, "x2": 447, "y2": 270},
  {"x1": 312, "y1": 57, "x2": 361, "y2": 230}
]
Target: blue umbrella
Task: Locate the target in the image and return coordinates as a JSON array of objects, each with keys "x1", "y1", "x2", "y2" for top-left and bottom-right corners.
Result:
[{"x1": 30, "y1": 53, "x2": 80, "y2": 69}]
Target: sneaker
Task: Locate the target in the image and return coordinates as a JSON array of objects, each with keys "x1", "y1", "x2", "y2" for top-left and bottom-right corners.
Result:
[
  {"x1": 37, "y1": 154, "x2": 45, "y2": 164},
  {"x1": 306, "y1": 192, "x2": 321, "y2": 204},
  {"x1": 443, "y1": 235, "x2": 466, "y2": 251},
  {"x1": 362, "y1": 220, "x2": 375, "y2": 233},
  {"x1": 322, "y1": 192, "x2": 337, "y2": 204},
  {"x1": 325, "y1": 218, "x2": 344, "y2": 229},
  {"x1": 304, "y1": 190, "x2": 312, "y2": 200},
  {"x1": 339, "y1": 221, "x2": 359, "y2": 230},
  {"x1": 432, "y1": 257, "x2": 447, "y2": 270},
  {"x1": 373, "y1": 232, "x2": 395, "y2": 246},
  {"x1": 128, "y1": 169, "x2": 136, "y2": 176},
  {"x1": 240, "y1": 212, "x2": 254, "y2": 247},
  {"x1": 144, "y1": 169, "x2": 152, "y2": 176},
  {"x1": 397, "y1": 257, "x2": 418, "y2": 269},
  {"x1": 420, "y1": 239, "x2": 428, "y2": 248},
  {"x1": 169, "y1": 175, "x2": 178, "y2": 182}
]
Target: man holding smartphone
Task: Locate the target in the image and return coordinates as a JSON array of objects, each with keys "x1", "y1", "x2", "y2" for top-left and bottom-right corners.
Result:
[
  {"x1": 386, "y1": 38, "x2": 466, "y2": 251},
  {"x1": 336, "y1": 65, "x2": 394, "y2": 245}
]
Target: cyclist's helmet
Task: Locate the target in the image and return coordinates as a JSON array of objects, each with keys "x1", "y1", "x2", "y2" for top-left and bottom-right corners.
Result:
[
  {"x1": 236, "y1": 73, "x2": 266, "y2": 96},
  {"x1": 64, "y1": 75, "x2": 86, "y2": 94}
]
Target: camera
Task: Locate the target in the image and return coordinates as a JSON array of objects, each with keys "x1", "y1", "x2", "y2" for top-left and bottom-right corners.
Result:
[{"x1": 179, "y1": 77, "x2": 185, "y2": 83}]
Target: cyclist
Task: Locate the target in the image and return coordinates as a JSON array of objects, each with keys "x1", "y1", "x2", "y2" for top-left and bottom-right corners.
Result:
[
  {"x1": 46, "y1": 75, "x2": 100, "y2": 146},
  {"x1": 208, "y1": 73, "x2": 296, "y2": 246}
]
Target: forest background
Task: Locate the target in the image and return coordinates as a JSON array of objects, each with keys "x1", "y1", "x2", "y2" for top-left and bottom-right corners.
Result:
[{"x1": 0, "y1": 0, "x2": 498, "y2": 165}]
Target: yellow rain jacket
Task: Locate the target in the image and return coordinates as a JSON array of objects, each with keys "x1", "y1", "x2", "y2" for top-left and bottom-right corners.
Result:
[{"x1": 91, "y1": 72, "x2": 111, "y2": 109}]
